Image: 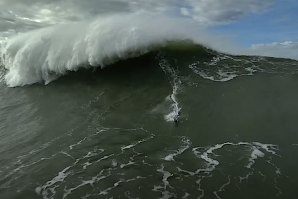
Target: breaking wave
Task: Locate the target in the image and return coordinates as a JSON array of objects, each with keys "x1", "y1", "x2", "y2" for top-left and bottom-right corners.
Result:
[
  {"x1": 1, "y1": 12, "x2": 298, "y2": 87},
  {"x1": 0, "y1": 12, "x2": 217, "y2": 87}
]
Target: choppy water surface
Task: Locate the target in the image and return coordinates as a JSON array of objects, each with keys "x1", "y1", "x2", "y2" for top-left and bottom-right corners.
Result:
[{"x1": 1, "y1": 47, "x2": 298, "y2": 199}]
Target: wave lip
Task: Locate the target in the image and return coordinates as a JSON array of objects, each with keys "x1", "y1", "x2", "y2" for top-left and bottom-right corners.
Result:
[{"x1": 0, "y1": 12, "x2": 201, "y2": 87}]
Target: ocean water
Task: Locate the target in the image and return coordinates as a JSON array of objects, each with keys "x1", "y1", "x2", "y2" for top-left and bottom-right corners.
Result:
[{"x1": 1, "y1": 14, "x2": 298, "y2": 199}]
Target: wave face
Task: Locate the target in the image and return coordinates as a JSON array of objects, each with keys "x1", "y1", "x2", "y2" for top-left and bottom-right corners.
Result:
[{"x1": 0, "y1": 12, "x2": 211, "y2": 87}]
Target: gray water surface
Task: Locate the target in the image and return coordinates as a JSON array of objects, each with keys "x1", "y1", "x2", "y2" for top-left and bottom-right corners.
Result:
[{"x1": 1, "y1": 53, "x2": 298, "y2": 199}]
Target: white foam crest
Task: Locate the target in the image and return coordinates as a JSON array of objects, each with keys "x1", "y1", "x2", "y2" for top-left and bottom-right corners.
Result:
[{"x1": 0, "y1": 12, "x2": 201, "y2": 87}]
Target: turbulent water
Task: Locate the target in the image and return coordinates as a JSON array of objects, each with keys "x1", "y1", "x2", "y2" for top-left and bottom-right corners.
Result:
[{"x1": 1, "y1": 13, "x2": 298, "y2": 199}]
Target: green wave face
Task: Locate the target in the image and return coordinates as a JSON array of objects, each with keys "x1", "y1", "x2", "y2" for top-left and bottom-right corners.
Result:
[{"x1": 1, "y1": 39, "x2": 298, "y2": 199}]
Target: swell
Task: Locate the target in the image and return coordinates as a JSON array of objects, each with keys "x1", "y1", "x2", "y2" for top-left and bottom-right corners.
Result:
[
  {"x1": 1, "y1": 12, "x2": 297, "y2": 87},
  {"x1": 0, "y1": 12, "x2": 215, "y2": 87}
]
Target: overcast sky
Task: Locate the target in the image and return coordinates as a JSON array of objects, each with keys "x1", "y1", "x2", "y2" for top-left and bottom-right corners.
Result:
[{"x1": 0, "y1": 0, "x2": 297, "y2": 59}]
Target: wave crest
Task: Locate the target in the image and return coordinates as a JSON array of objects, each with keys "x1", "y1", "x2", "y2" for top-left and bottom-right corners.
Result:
[{"x1": 0, "y1": 12, "x2": 206, "y2": 87}]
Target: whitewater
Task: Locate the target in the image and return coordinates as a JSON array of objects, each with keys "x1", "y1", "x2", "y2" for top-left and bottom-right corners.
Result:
[
  {"x1": 0, "y1": 13, "x2": 206, "y2": 87},
  {"x1": 0, "y1": 12, "x2": 276, "y2": 87}
]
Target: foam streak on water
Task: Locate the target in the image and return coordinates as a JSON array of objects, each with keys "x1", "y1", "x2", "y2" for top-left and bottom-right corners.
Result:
[
  {"x1": 193, "y1": 142, "x2": 279, "y2": 173},
  {"x1": 213, "y1": 176, "x2": 231, "y2": 199},
  {"x1": 153, "y1": 164, "x2": 175, "y2": 199},
  {"x1": 121, "y1": 134, "x2": 155, "y2": 151},
  {"x1": 0, "y1": 124, "x2": 284, "y2": 199},
  {"x1": 163, "y1": 137, "x2": 191, "y2": 161},
  {"x1": 158, "y1": 54, "x2": 182, "y2": 123}
]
